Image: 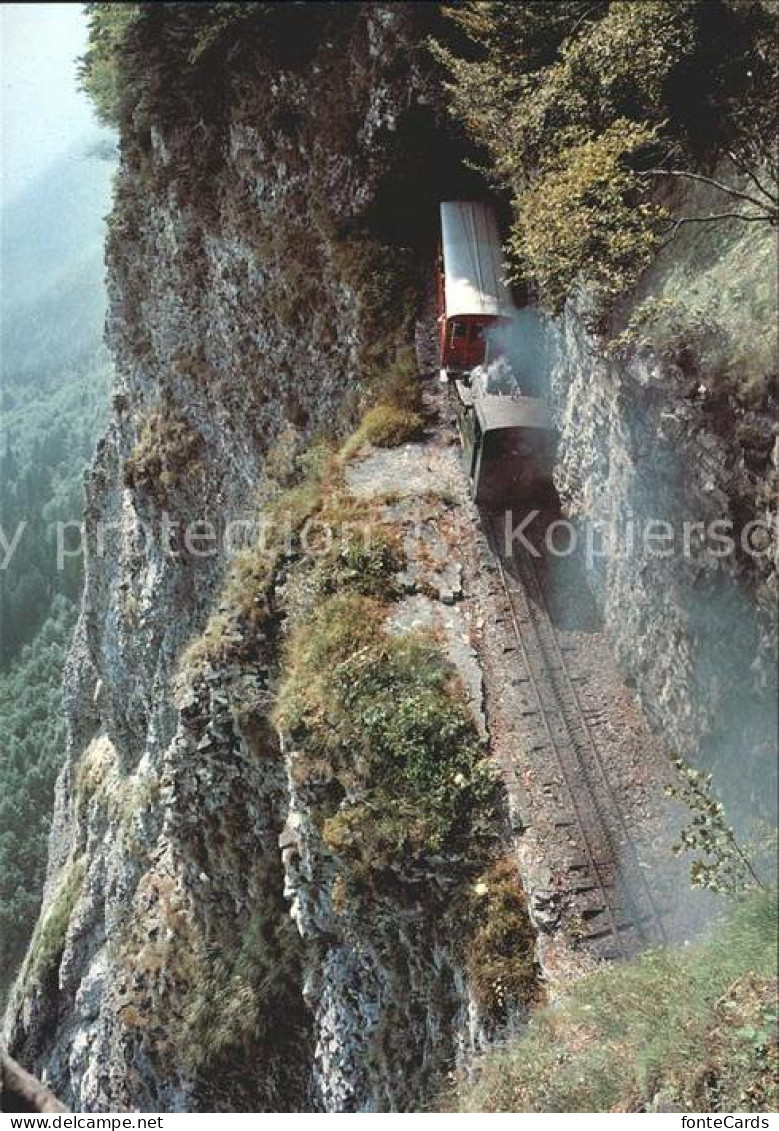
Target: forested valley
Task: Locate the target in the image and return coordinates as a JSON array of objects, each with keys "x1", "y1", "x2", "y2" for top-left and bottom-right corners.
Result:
[{"x1": 0, "y1": 140, "x2": 114, "y2": 995}]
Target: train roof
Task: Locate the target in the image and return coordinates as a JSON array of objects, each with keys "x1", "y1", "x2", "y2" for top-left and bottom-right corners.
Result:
[
  {"x1": 440, "y1": 201, "x2": 515, "y2": 321},
  {"x1": 474, "y1": 394, "x2": 555, "y2": 434}
]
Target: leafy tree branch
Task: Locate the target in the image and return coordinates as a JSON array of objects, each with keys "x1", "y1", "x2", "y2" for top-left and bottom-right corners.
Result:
[{"x1": 667, "y1": 758, "x2": 766, "y2": 897}]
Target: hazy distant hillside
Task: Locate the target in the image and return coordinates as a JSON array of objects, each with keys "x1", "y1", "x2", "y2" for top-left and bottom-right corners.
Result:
[
  {"x1": 1, "y1": 136, "x2": 115, "y2": 314},
  {"x1": 0, "y1": 137, "x2": 115, "y2": 992},
  {"x1": 2, "y1": 138, "x2": 115, "y2": 375}
]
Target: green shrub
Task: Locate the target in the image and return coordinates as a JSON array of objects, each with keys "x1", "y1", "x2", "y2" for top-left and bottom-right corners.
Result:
[
  {"x1": 316, "y1": 530, "x2": 405, "y2": 602},
  {"x1": 452, "y1": 890, "x2": 779, "y2": 1112},
  {"x1": 26, "y1": 857, "x2": 86, "y2": 986},
  {"x1": 276, "y1": 595, "x2": 501, "y2": 867}
]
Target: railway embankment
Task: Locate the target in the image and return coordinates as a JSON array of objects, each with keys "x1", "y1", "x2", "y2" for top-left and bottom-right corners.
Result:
[
  {"x1": 263, "y1": 339, "x2": 693, "y2": 1105},
  {"x1": 435, "y1": 0, "x2": 778, "y2": 844},
  {"x1": 425, "y1": 374, "x2": 692, "y2": 974}
]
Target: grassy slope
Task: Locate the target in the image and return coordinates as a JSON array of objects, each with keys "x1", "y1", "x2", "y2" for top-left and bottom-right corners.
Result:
[{"x1": 453, "y1": 891, "x2": 777, "y2": 1112}]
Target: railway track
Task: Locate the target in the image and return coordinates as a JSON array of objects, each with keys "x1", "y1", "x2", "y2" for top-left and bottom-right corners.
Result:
[{"x1": 484, "y1": 510, "x2": 666, "y2": 959}]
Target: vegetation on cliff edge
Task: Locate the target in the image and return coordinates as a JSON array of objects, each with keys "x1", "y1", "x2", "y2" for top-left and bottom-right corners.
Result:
[
  {"x1": 451, "y1": 890, "x2": 778, "y2": 1113},
  {"x1": 435, "y1": 0, "x2": 778, "y2": 315}
]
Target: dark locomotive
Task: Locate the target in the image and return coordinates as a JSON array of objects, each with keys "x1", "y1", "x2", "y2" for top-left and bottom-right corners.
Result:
[{"x1": 437, "y1": 201, "x2": 556, "y2": 505}]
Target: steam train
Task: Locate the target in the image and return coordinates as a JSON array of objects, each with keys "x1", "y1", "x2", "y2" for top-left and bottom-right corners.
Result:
[{"x1": 436, "y1": 201, "x2": 556, "y2": 506}]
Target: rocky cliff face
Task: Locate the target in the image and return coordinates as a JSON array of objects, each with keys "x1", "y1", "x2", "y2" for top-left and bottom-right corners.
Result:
[
  {"x1": 4, "y1": 5, "x2": 493, "y2": 1112},
  {"x1": 547, "y1": 306, "x2": 777, "y2": 828}
]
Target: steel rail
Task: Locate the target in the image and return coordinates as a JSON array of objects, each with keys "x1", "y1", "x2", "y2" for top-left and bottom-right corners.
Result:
[
  {"x1": 487, "y1": 511, "x2": 666, "y2": 955},
  {"x1": 513, "y1": 542, "x2": 664, "y2": 950},
  {"x1": 511, "y1": 538, "x2": 667, "y2": 947},
  {"x1": 486, "y1": 517, "x2": 629, "y2": 954}
]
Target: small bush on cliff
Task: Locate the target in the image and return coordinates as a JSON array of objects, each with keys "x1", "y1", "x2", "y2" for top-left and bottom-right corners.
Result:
[
  {"x1": 176, "y1": 450, "x2": 338, "y2": 685},
  {"x1": 183, "y1": 905, "x2": 305, "y2": 1100},
  {"x1": 124, "y1": 404, "x2": 205, "y2": 508},
  {"x1": 450, "y1": 890, "x2": 778, "y2": 1112},
  {"x1": 276, "y1": 594, "x2": 501, "y2": 867},
  {"x1": 24, "y1": 857, "x2": 86, "y2": 988},
  {"x1": 74, "y1": 735, "x2": 117, "y2": 823},
  {"x1": 458, "y1": 858, "x2": 538, "y2": 1024},
  {"x1": 667, "y1": 757, "x2": 767, "y2": 896},
  {"x1": 316, "y1": 530, "x2": 404, "y2": 602}
]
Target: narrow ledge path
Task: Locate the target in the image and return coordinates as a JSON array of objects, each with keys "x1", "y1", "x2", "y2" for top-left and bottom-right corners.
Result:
[{"x1": 342, "y1": 328, "x2": 697, "y2": 987}]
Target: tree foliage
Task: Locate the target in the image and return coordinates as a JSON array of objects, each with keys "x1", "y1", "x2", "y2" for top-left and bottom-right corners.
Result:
[
  {"x1": 511, "y1": 120, "x2": 662, "y2": 311},
  {"x1": 78, "y1": 2, "x2": 362, "y2": 134},
  {"x1": 0, "y1": 352, "x2": 110, "y2": 668},
  {"x1": 79, "y1": 3, "x2": 140, "y2": 127},
  {"x1": 0, "y1": 338, "x2": 108, "y2": 992},
  {"x1": 667, "y1": 758, "x2": 767, "y2": 896},
  {"x1": 436, "y1": 0, "x2": 779, "y2": 312},
  {"x1": 0, "y1": 133, "x2": 113, "y2": 996}
]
